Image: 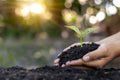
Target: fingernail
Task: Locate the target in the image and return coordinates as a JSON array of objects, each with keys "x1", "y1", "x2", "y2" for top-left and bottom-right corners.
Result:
[
  {"x1": 54, "y1": 64, "x2": 59, "y2": 66},
  {"x1": 62, "y1": 64, "x2": 65, "y2": 67},
  {"x1": 66, "y1": 61, "x2": 70, "y2": 65},
  {"x1": 54, "y1": 59, "x2": 59, "y2": 63},
  {"x1": 83, "y1": 56, "x2": 90, "y2": 62}
]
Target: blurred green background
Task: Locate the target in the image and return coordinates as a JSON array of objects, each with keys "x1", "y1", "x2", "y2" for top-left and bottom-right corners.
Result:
[{"x1": 0, "y1": 0, "x2": 120, "y2": 68}]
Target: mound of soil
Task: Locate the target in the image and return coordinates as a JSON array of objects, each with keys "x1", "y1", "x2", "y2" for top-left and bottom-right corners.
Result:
[
  {"x1": 0, "y1": 66, "x2": 120, "y2": 80},
  {"x1": 58, "y1": 42, "x2": 99, "y2": 66},
  {"x1": 1, "y1": 43, "x2": 119, "y2": 80}
]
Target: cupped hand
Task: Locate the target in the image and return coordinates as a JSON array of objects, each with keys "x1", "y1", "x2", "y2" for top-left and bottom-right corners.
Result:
[
  {"x1": 65, "y1": 43, "x2": 116, "y2": 68},
  {"x1": 54, "y1": 42, "x2": 116, "y2": 68},
  {"x1": 54, "y1": 42, "x2": 81, "y2": 66},
  {"x1": 54, "y1": 42, "x2": 93, "y2": 67},
  {"x1": 54, "y1": 32, "x2": 120, "y2": 68}
]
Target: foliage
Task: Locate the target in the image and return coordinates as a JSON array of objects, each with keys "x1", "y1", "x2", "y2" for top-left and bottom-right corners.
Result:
[
  {"x1": 0, "y1": 0, "x2": 120, "y2": 38},
  {"x1": 0, "y1": 0, "x2": 64, "y2": 38}
]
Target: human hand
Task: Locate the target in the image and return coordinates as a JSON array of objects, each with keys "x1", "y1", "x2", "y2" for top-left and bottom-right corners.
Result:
[
  {"x1": 55, "y1": 32, "x2": 120, "y2": 68},
  {"x1": 65, "y1": 43, "x2": 116, "y2": 68},
  {"x1": 54, "y1": 42, "x2": 116, "y2": 68},
  {"x1": 54, "y1": 42, "x2": 93, "y2": 67},
  {"x1": 54, "y1": 42, "x2": 81, "y2": 66}
]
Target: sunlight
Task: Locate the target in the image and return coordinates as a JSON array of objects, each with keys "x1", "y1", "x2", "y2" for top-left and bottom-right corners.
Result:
[
  {"x1": 20, "y1": 5, "x2": 30, "y2": 17},
  {"x1": 42, "y1": 12, "x2": 52, "y2": 20},
  {"x1": 18, "y1": 2, "x2": 46, "y2": 17},
  {"x1": 30, "y1": 3, "x2": 45, "y2": 14}
]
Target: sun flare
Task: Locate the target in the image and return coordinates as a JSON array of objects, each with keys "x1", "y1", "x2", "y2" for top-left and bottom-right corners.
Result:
[
  {"x1": 30, "y1": 3, "x2": 46, "y2": 14},
  {"x1": 17, "y1": 2, "x2": 46, "y2": 17}
]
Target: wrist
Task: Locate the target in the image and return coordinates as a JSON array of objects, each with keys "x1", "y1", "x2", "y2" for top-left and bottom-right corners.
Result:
[
  {"x1": 114, "y1": 41, "x2": 120, "y2": 57},
  {"x1": 107, "y1": 41, "x2": 120, "y2": 58}
]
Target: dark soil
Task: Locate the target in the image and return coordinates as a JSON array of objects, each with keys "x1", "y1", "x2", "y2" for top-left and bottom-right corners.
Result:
[
  {"x1": 0, "y1": 66, "x2": 120, "y2": 80},
  {"x1": 58, "y1": 42, "x2": 100, "y2": 66},
  {"x1": 1, "y1": 43, "x2": 119, "y2": 80}
]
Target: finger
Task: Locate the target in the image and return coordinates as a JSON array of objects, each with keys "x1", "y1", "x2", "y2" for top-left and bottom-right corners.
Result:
[
  {"x1": 57, "y1": 44, "x2": 78, "y2": 57},
  {"x1": 54, "y1": 63, "x2": 59, "y2": 66},
  {"x1": 95, "y1": 41, "x2": 101, "y2": 44},
  {"x1": 62, "y1": 64, "x2": 65, "y2": 67},
  {"x1": 57, "y1": 53, "x2": 62, "y2": 57},
  {"x1": 65, "y1": 59, "x2": 83, "y2": 66},
  {"x1": 57, "y1": 43, "x2": 80, "y2": 58},
  {"x1": 83, "y1": 44, "x2": 108, "y2": 62},
  {"x1": 69, "y1": 65, "x2": 95, "y2": 70},
  {"x1": 83, "y1": 58, "x2": 109, "y2": 68},
  {"x1": 54, "y1": 59, "x2": 60, "y2": 64},
  {"x1": 63, "y1": 44, "x2": 75, "y2": 52},
  {"x1": 63, "y1": 43, "x2": 79, "y2": 52}
]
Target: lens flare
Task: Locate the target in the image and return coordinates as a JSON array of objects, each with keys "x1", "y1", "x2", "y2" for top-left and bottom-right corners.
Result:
[
  {"x1": 21, "y1": 6, "x2": 30, "y2": 16},
  {"x1": 30, "y1": 3, "x2": 46, "y2": 14},
  {"x1": 18, "y1": 3, "x2": 46, "y2": 17}
]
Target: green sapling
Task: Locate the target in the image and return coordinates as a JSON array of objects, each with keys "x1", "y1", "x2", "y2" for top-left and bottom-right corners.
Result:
[{"x1": 65, "y1": 26, "x2": 97, "y2": 47}]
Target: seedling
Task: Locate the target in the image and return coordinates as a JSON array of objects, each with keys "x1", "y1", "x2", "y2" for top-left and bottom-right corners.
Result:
[{"x1": 65, "y1": 26, "x2": 97, "y2": 47}]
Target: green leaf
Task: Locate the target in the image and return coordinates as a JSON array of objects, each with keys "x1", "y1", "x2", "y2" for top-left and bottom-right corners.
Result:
[
  {"x1": 65, "y1": 26, "x2": 81, "y2": 35},
  {"x1": 82, "y1": 28, "x2": 97, "y2": 36}
]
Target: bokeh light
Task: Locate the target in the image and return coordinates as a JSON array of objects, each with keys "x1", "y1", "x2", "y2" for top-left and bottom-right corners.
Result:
[
  {"x1": 86, "y1": 7, "x2": 94, "y2": 15},
  {"x1": 94, "y1": 0, "x2": 102, "y2": 5},
  {"x1": 89, "y1": 16, "x2": 97, "y2": 24},
  {"x1": 78, "y1": 0, "x2": 87, "y2": 5},
  {"x1": 64, "y1": 0, "x2": 74, "y2": 8},
  {"x1": 96, "y1": 11, "x2": 106, "y2": 22},
  {"x1": 105, "y1": 3, "x2": 117, "y2": 16},
  {"x1": 62, "y1": 9, "x2": 77, "y2": 23},
  {"x1": 61, "y1": 30, "x2": 69, "y2": 39},
  {"x1": 113, "y1": 0, "x2": 120, "y2": 7}
]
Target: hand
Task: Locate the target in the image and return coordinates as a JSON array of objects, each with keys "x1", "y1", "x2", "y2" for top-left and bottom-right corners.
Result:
[
  {"x1": 54, "y1": 32, "x2": 120, "y2": 68},
  {"x1": 54, "y1": 42, "x2": 116, "y2": 68},
  {"x1": 65, "y1": 43, "x2": 116, "y2": 68},
  {"x1": 54, "y1": 42, "x2": 81, "y2": 66},
  {"x1": 54, "y1": 42, "x2": 94, "y2": 67}
]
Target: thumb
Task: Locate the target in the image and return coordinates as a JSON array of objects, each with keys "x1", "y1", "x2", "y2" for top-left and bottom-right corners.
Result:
[{"x1": 82, "y1": 44, "x2": 108, "y2": 62}]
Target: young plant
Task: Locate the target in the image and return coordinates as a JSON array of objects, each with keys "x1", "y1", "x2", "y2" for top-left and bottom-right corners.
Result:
[{"x1": 65, "y1": 26, "x2": 97, "y2": 47}]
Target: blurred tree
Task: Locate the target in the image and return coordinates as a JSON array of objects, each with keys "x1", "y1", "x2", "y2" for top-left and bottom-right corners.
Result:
[
  {"x1": 1, "y1": 0, "x2": 120, "y2": 38},
  {"x1": 1, "y1": 0, "x2": 36, "y2": 38},
  {"x1": 0, "y1": 0, "x2": 65, "y2": 38}
]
